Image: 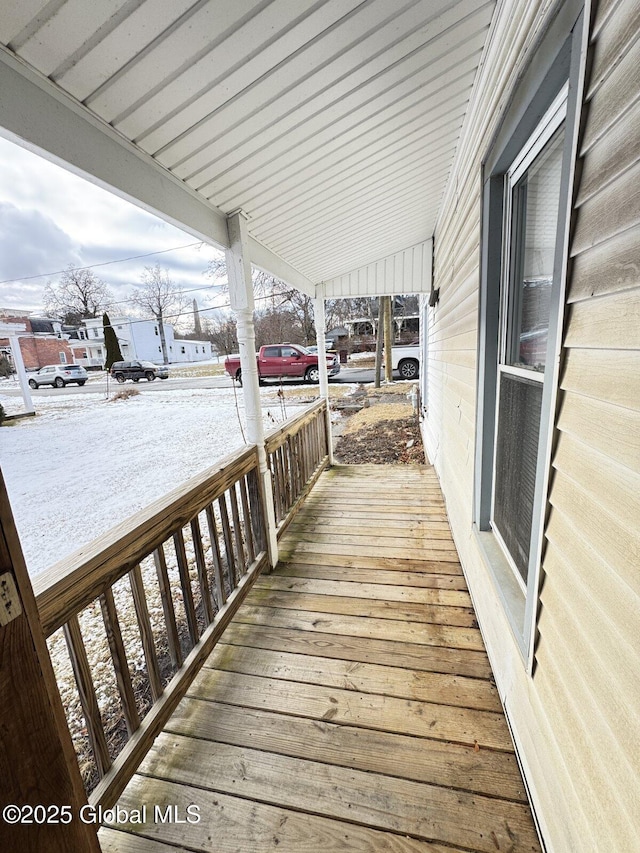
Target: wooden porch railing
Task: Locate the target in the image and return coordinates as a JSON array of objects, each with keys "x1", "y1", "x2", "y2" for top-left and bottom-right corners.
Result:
[
  {"x1": 264, "y1": 398, "x2": 331, "y2": 536},
  {"x1": 32, "y1": 400, "x2": 329, "y2": 812}
]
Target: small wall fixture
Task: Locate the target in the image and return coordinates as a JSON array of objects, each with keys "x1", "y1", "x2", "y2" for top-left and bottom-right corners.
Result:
[{"x1": 428, "y1": 288, "x2": 440, "y2": 307}]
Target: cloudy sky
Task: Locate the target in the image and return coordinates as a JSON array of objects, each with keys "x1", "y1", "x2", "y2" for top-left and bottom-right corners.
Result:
[{"x1": 0, "y1": 134, "x2": 228, "y2": 324}]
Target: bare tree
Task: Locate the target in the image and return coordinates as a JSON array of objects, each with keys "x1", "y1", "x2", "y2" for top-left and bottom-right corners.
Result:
[
  {"x1": 204, "y1": 314, "x2": 238, "y2": 355},
  {"x1": 43, "y1": 264, "x2": 113, "y2": 325},
  {"x1": 206, "y1": 257, "x2": 318, "y2": 343},
  {"x1": 130, "y1": 264, "x2": 187, "y2": 364}
]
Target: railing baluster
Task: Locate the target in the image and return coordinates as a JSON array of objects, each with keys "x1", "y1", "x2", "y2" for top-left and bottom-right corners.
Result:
[
  {"x1": 277, "y1": 447, "x2": 287, "y2": 522},
  {"x1": 229, "y1": 483, "x2": 246, "y2": 575},
  {"x1": 191, "y1": 516, "x2": 214, "y2": 625},
  {"x1": 239, "y1": 475, "x2": 255, "y2": 564},
  {"x1": 218, "y1": 493, "x2": 237, "y2": 590},
  {"x1": 268, "y1": 452, "x2": 280, "y2": 524},
  {"x1": 294, "y1": 433, "x2": 303, "y2": 497},
  {"x1": 287, "y1": 436, "x2": 296, "y2": 502},
  {"x1": 63, "y1": 616, "x2": 112, "y2": 779},
  {"x1": 153, "y1": 545, "x2": 182, "y2": 669},
  {"x1": 247, "y1": 467, "x2": 266, "y2": 555},
  {"x1": 173, "y1": 529, "x2": 199, "y2": 647},
  {"x1": 276, "y1": 447, "x2": 285, "y2": 523},
  {"x1": 285, "y1": 443, "x2": 294, "y2": 508},
  {"x1": 314, "y1": 418, "x2": 320, "y2": 465},
  {"x1": 128, "y1": 564, "x2": 163, "y2": 703},
  {"x1": 302, "y1": 423, "x2": 311, "y2": 481},
  {"x1": 320, "y1": 411, "x2": 328, "y2": 459},
  {"x1": 205, "y1": 504, "x2": 226, "y2": 608},
  {"x1": 99, "y1": 588, "x2": 140, "y2": 737}
]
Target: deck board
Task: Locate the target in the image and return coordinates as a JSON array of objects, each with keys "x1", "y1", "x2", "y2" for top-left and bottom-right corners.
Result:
[{"x1": 100, "y1": 464, "x2": 541, "y2": 852}]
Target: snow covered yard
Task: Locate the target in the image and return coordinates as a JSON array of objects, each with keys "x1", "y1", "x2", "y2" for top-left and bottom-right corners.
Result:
[{"x1": 0, "y1": 385, "x2": 304, "y2": 576}]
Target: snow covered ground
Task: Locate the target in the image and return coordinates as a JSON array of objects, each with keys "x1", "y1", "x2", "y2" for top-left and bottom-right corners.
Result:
[{"x1": 0, "y1": 385, "x2": 305, "y2": 576}]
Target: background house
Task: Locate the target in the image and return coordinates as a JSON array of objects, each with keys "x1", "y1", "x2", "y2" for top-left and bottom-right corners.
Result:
[
  {"x1": 0, "y1": 315, "x2": 76, "y2": 369},
  {"x1": 80, "y1": 317, "x2": 213, "y2": 365}
]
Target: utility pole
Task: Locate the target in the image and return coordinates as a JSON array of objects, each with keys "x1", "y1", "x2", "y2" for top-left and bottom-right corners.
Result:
[
  {"x1": 384, "y1": 295, "x2": 393, "y2": 383},
  {"x1": 374, "y1": 298, "x2": 384, "y2": 388}
]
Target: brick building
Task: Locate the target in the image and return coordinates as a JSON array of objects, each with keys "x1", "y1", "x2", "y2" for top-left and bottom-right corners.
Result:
[{"x1": 0, "y1": 316, "x2": 76, "y2": 370}]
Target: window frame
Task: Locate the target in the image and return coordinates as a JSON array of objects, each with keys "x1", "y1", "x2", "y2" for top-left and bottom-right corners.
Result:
[
  {"x1": 473, "y1": 4, "x2": 586, "y2": 670},
  {"x1": 490, "y1": 90, "x2": 568, "y2": 595}
]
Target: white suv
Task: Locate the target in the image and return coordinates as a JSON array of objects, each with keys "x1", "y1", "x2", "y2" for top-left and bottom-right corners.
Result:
[{"x1": 28, "y1": 364, "x2": 88, "y2": 388}]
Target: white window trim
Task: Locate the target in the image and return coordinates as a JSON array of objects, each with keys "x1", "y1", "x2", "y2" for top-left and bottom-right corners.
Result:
[{"x1": 490, "y1": 90, "x2": 568, "y2": 596}]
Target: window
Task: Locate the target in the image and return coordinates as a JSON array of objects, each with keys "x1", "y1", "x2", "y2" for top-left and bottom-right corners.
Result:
[
  {"x1": 181, "y1": 346, "x2": 186, "y2": 354},
  {"x1": 475, "y1": 7, "x2": 584, "y2": 665},
  {"x1": 263, "y1": 346, "x2": 280, "y2": 358},
  {"x1": 59, "y1": 352, "x2": 67, "y2": 364},
  {"x1": 492, "y1": 100, "x2": 566, "y2": 589},
  {"x1": 92, "y1": 328, "x2": 99, "y2": 338}
]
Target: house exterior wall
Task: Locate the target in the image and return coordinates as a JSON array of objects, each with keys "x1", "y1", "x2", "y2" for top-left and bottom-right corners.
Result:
[
  {"x1": 172, "y1": 339, "x2": 214, "y2": 362},
  {"x1": 421, "y1": 0, "x2": 639, "y2": 850},
  {"x1": 0, "y1": 335, "x2": 75, "y2": 370},
  {"x1": 81, "y1": 318, "x2": 213, "y2": 364}
]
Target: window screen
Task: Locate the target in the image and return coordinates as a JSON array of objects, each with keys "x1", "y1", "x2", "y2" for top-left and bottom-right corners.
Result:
[{"x1": 493, "y1": 374, "x2": 543, "y2": 582}]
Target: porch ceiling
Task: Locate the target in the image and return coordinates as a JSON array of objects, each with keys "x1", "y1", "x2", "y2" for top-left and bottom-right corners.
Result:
[{"x1": 0, "y1": 0, "x2": 495, "y2": 293}]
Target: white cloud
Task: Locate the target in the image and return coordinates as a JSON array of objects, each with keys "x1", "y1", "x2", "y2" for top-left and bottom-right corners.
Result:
[{"x1": 0, "y1": 136, "x2": 227, "y2": 316}]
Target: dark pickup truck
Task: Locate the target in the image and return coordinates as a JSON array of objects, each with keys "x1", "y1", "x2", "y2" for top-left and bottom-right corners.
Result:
[{"x1": 225, "y1": 344, "x2": 340, "y2": 385}]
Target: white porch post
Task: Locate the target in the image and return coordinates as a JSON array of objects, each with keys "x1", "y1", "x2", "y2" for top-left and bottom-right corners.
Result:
[
  {"x1": 225, "y1": 212, "x2": 278, "y2": 569},
  {"x1": 2, "y1": 327, "x2": 34, "y2": 414},
  {"x1": 11, "y1": 336, "x2": 34, "y2": 413},
  {"x1": 313, "y1": 291, "x2": 334, "y2": 465}
]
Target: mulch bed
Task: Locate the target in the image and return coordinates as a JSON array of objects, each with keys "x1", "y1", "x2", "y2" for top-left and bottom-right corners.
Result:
[{"x1": 334, "y1": 416, "x2": 424, "y2": 464}]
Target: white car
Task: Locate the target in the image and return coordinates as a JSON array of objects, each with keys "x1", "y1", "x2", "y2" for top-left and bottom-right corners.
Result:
[{"x1": 28, "y1": 364, "x2": 88, "y2": 388}]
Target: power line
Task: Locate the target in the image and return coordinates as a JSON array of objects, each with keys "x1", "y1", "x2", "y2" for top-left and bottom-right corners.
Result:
[
  {"x1": 79, "y1": 291, "x2": 284, "y2": 332},
  {"x1": 0, "y1": 241, "x2": 212, "y2": 285}
]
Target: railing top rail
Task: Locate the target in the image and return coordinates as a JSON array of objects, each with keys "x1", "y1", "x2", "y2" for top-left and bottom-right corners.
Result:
[
  {"x1": 264, "y1": 398, "x2": 327, "y2": 453},
  {"x1": 35, "y1": 444, "x2": 259, "y2": 637}
]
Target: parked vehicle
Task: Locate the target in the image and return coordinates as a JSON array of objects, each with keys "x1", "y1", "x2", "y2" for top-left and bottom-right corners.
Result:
[
  {"x1": 306, "y1": 341, "x2": 336, "y2": 355},
  {"x1": 28, "y1": 364, "x2": 88, "y2": 388},
  {"x1": 385, "y1": 344, "x2": 420, "y2": 379},
  {"x1": 225, "y1": 344, "x2": 340, "y2": 384},
  {"x1": 110, "y1": 360, "x2": 169, "y2": 383}
]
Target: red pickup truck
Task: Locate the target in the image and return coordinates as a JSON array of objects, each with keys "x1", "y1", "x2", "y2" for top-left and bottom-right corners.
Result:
[{"x1": 225, "y1": 344, "x2": 340, "y2": 385}]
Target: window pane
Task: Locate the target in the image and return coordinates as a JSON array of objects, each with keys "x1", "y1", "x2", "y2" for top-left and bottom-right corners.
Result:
[
  {"x1": 493, "y1": 373, "x2": 543, "y2": 583},
  {"x1": 507, "y1": 125, "x2": 565, "y2": 372}
]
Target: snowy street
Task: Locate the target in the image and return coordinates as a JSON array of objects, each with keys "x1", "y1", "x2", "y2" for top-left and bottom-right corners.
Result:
[{"x1": 0, "y1": 385, "x2": 305, "y2": 576}]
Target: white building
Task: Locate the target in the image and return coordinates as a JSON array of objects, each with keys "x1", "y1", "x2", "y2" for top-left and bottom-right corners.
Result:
[{"x1": 79, "y1": 317, "x2": 213, "y2": 366}]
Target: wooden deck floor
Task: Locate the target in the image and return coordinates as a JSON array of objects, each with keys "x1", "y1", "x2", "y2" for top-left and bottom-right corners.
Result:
[{"x1": 100, "y1": 464, "x2": 540, "y2": 853}]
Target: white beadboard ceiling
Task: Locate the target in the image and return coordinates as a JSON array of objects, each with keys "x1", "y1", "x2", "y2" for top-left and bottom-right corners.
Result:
[{"x1": 0, "y1": 0, "x2": 495, "y2": 294}]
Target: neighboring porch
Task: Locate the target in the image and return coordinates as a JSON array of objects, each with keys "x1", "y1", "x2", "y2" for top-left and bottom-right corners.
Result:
[{"x1": 99, "y1": 464, "x2": 540, "y2": 853}]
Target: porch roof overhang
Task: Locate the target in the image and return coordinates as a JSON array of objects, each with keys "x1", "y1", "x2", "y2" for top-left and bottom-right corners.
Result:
[{"x1": 0, "y1": 0, "x2": 495, "y2": 298}]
